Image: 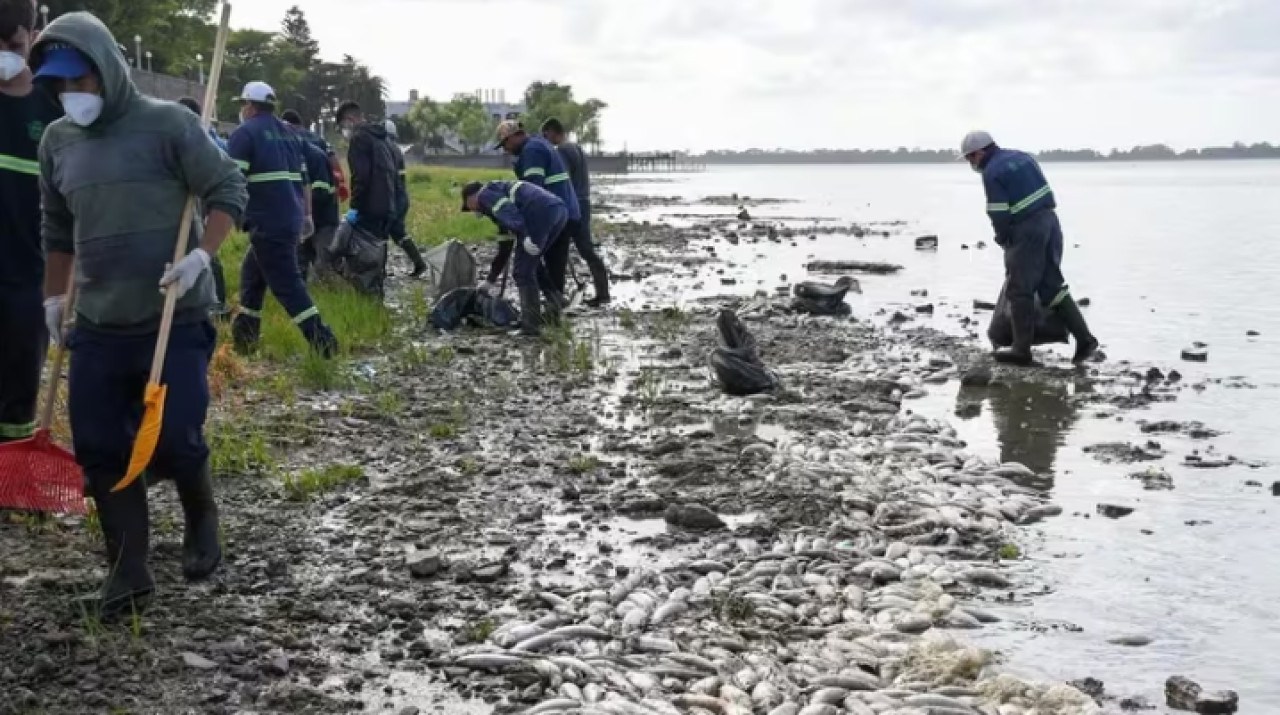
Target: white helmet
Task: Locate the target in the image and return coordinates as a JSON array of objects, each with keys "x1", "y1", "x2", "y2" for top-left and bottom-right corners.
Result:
[
  {"x1": 960, "y1": 130, "x2": 995, "y2": 158},
  {"x1": 384, "y1": 119, "x2": 398, "y2": 138}
]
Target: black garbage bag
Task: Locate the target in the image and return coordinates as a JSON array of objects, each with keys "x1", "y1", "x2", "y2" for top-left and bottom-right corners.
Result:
[
  {"x1": 430, "y1": 287, "x2": 478, "y2": 331},
  {"x1": 791, "y1": 276, "x2": 858, "y2": 316},
  {"x1": 430, "y1": 288, "x2": 521, "y2": 331},
  {"x1": 987, "y1": 278, "x2": 1070, "y2": 347},
  {"x1": 331, "y1": 221, "x2": 388, "y2": 297},
  {"x1": 710, "y1": 309, "x2": 780, "y2": 396}
]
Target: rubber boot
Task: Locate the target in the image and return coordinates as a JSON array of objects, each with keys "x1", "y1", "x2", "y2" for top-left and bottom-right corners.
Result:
[
  {"x1": 993, "y1": 297, "x2": 1036, "y2": 366},
  {"x1": 299, "y1": 316, "x2": 340, "y2": 358},
  {"x1": 1054, "y1": 295, "x2": 1099, "y2": 364},
  {"x1": 85, "y1": 476, "x2": 154, "y2": 619},
  {"x1": 585, "y1": 264, "x2": 611, "y2": 308},
  {"x1": 231, "y1": 313, "x2": 260, "y2": 355},
  {"x1": 516, "y1": 282, "x2": 543, "y2": 337},
  {"x1": 171, "y1": 461, "x2": 222, "y2": 581},
  {"x1": 398, "y1": 238, "x2": 428, "y2": 278}
]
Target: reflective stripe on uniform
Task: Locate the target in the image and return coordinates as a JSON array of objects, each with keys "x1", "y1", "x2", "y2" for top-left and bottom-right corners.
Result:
[
  {"x1": 491, "y1": 198, "x2": 511, "y2": 213},
  {"x1": 522, "y1": 167, "x2": 546, "y2": 178},
  {"x1": 239, "y1": 307, "x2": 262, "y2": 318},
  {"x1": 291, "y1": 306, "x2": 319, "y2": 324},
  {"x1": 247, "y1": 171, "x2": 303, "y2": 183},
  {"x1": 545, "y1": 172, "x2": 569, "y2": 184},
  {"x1": 311, "y1": 181, "x2": 334, "y2": 192},
  {"x1": 1010, "y1": 185, "x2": 1052, "y2": 214},
  {"x1": 0, "y1": 421, "x2": 36, "y2": 439},
  {"x1": 986, "y1": 202, "x2": 1010, "y2": 213},
  {"x1": 488, "y1": 181, "x2": 525, "y2": 215},
  {"x1": 235, "y1": 159, "x2": 251, "y2": 171},
  {"x1": 1048, "y1": 285, "x2": 1071, "y2": 309},
  {"x1": 0, "y1": 154, "x2": 39, "y2": 175}
]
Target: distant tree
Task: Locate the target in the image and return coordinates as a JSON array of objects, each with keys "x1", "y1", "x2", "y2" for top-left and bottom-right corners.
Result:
[
  {"x1": 444, "y1": 95, "x2": 496, "y2": 154},
  {"x1": 407, "y1": 96, "x2": 448, "y2": 153},
  {"x1": 521, "y1": 81, "x2": 607, "y2": 138}
]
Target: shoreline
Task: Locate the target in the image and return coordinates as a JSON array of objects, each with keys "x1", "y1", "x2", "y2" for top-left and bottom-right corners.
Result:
[{"x1": 0, "y1": 173, "x2": 1236, "y2": 714}]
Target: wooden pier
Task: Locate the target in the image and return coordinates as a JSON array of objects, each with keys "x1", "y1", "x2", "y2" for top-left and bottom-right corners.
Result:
[{"x1": 623, "y1": 153, "x2": 706, "y2": 173}]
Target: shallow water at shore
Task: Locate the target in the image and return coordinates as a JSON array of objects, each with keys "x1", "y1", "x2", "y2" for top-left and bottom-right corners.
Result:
[{"x1": 609, "y1": 161, "x2": 1280, "y2": 709}]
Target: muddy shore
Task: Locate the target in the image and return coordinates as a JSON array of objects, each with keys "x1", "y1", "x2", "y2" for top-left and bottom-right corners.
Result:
[{"x1": 0, "y1": 184, "x2": 1223, "y2": 715}]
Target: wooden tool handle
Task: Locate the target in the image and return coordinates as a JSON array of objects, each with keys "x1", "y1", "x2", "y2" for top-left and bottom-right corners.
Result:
[
  {"x1": 147, "y1": 2, "x2": 232, "y2": 384},
  {"x1": 38, "y1": 274, "x2": 78, "y2": 431}
]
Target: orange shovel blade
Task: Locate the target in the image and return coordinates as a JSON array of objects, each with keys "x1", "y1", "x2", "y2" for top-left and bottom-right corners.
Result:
[{"x1": 114, "y1": 382, "x2": 167, "y2": 492}]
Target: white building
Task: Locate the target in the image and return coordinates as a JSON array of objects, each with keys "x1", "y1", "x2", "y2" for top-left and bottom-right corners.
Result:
[{"x1": 386, "y1": 88, "x2": 526, "y2": 122}]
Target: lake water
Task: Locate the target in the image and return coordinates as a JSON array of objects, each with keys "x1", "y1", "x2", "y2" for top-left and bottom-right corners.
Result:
[{"x1": 612, "y1": 162, "x2": 1280, "y2": 709}]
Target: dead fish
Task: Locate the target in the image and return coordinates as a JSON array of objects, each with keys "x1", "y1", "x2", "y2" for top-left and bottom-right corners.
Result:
[
  {"x1": 610, "y1": 570, "x2": 650, "y2": 604},
  {"x1": 559, "y1": 682, "x2": 584, "y2": 700},
  {"x1": 523, "y1": 699, "x2": 583, "y2": 714},
  {"x1": 651, "y1": 600, "x2": 688, "y2": 625},
  {"x1": 797, "y1": 705, "x2": 839, "y2": 715},
  {"x1": 812, "y1": 671, "x2": 881, "y2": 691},
  {"x1": 456, "y1": 653, "x2": 525, "y2": 671},
  {"x1": 672, "y1": 694, "x2": 730, "y2": 713},
  {"x1": 810, "y1": 687, "x2": 849, "y2": 704},
  {"x1": 631, "y1": 636, "x2": 678, "y2": 653},
  {"x1": 666, "y1": 652, "x2": 719, "y2": 673},
  {"x1": 689, "y1": 676, "x2": 723, "y2": 695},
  {"x1": 751, "y1": 681, "x2": 784, "y2": 708}
]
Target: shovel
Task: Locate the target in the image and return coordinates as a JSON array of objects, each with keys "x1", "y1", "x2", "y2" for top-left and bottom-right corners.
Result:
[{"x1": 113, "y1": 2, "x2": 232, "y2": 492}]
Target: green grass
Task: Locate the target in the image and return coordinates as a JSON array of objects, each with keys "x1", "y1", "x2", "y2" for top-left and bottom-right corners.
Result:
[
  {"x1": 282, "y1": 463, "x2": 366, "y2": 502},
  {"x1": 998, "y1": 543, "x2": 1021, "y2": 560},
  {"x1": 428, "y1": 423, "x2": 457, "y2": 440},
  {"x1": 567, "y1": 455, "x2": 601, "y2": 475},
  {"x1": 209, "y1": 419, "x2": 279, "y2": 477},
  {"x1": 541, "y1": 320, "x2": 599, "y2": 375},
  {"x1": 650, "y1": 307, "x2": 690, "y2": 341},
  {"x1": 403, "y1": 166, "x2": 509, "y2": 247},
  {"x1": 636, "y1": 368, "x2": 666, "y2": 408}
]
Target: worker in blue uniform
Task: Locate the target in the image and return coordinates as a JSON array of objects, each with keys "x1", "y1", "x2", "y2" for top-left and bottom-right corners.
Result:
[
  {"x1": 462, "y1": 179, "x2": 566, "y2": 336},
  {"x1": 962, "y1": 130, "x2": 1098, "y2": 366},
  {"x1": 283, "y1": 110, "x2": 339, "y2": 280},
  {"x1": 227, "y1": 81, "x2": 337, "y2": 357},
  {"x1": 493, "y1": 120, "x2": 579, "y2": 302}
]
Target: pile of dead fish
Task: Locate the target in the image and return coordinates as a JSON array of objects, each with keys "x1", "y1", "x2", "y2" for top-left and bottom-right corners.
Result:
[{"x1": 441, "y1": 409, "x2": 1093, "y2": 715}]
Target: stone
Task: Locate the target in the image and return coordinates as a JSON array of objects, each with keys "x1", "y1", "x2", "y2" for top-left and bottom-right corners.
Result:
[
  {"x1": 663, "y1": 503, "x2": 726, "y2": 531},
  {"x1": 895, "y1": 614, "x2": 933, "y2": 634},
  {"x1": 1196, "y1": 690, "x2": 1239, "y2": 714},
  {"x1": 960, "y1": 366, "x2": 993, "y2": 387},
  {"x1": 398, "y1": 708, "x2": 422, "y2": 715},
  {"x1": 737, "y1": 208, "x2": 751, "y2": 221},
  {"x1": 406, "y1": 551, "x2": 444, "y2": 578},
  {"x1": 1166, "y1": 676, "x2": 1202, "y2": 710},
  {"x1": 472, "y1": 562, "x2": 509, "y2": 583},
  {"x1": 1246, "y1": 330, "x2": 1260, "y2": 337},
  {"x1": 973, "y1": 299, "x2": 996, "y2": 311},
  {"x1": 1078, "y1": 297, "x2": 1092, "y2": 307},
  {"x1": 1181, "y1": 346, "x2": 1208, "y2": 362},
  {"x1": 1097, "y1": 504, "x2": 1135, "y2": 519},
  {"x1": 1108, "y1": 635, "x2": 1153, "y2": 647},
  {"x1": 181, "y1": 652, "x2": 218, "y2": 670},
  {"x1": 914, "y1": 235, "x2": 939, "y2": 250},
  {"x1": 914, "y1": 304, "x2": 935, "y2": 314},
  {"x1": 263, "y1": 656, "x2": 290, "y2": 677},
  {"x1": 1272, "y1": 482, "x2": 1280, "y2": 497},
  {"x1": 961, "y1": 568, "x2": 1011, "y2": 589}
]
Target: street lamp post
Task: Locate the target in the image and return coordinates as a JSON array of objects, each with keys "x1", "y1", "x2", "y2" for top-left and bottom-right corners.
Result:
[
  {"x1": 145, "y1": 51, "x2": 152, "y2": 72},
  {"x1": 196, "y1": 54, "x2": 203, "y2": 84},
  {"x1": 39, "y1": 5, "x2": 49, "y2": 28},
  {"x1": 133, "y1": 35, "x2": 141, "y2": 70}
]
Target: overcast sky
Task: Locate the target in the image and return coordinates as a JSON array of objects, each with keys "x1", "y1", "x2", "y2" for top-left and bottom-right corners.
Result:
[{"x1": 234, "y1": 0, "x2": 1279, "y2": 153}]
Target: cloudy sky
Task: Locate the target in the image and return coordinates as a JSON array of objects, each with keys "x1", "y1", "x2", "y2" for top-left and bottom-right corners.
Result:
[{"x1": 235, "y1": 0, "x2": 1279, "y2": 153}]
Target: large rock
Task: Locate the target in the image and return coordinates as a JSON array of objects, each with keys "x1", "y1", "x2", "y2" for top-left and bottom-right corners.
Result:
[
  {"x1": 1166, "y1": 676, "x2": 1201, "y2": 710},
  {"x1": 406, "y1": 551, "x2": 444, "y2": 578},
  {"x1": 1196, "y1": 690, "x2": 1240, "y2": 714},
  {"x1": 1097, "y1": 504, "x2": 1136, "y2": 519},
  {"x1": 664, "y1": 504, "x2": 726, "y2": 531}
]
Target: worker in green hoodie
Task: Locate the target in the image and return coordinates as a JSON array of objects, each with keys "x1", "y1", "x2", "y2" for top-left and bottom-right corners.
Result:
[{"x1": 32, "y1": 13, "x2": 248, "y2": 617}]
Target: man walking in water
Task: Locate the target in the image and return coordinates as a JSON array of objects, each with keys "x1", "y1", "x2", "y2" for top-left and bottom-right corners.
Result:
[{"x1": 961, "y1": 130, "x2": 1098, "y2": 365}]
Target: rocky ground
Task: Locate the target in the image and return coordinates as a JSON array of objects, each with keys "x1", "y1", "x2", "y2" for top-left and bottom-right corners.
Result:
[{"x1": 0, "y1": 186, "x2": 1237, "y2": 715}]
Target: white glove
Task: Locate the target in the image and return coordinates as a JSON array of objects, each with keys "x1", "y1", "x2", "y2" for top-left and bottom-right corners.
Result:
[
  {"x1": 522, "y1": 237, "x2": 541, "y2": 257},
  {"x1": 159, "y1": 248, "x2": 211, "y2": 299},
  {"x1": 478, "y1": 280, "x2": 497, "y2": 297},
  {"x1": 44, "y1": 296, "x2": 66, "y2": 346},
  {"x1": 301, "y1": 216, "x2": 316, "y2": 242}
]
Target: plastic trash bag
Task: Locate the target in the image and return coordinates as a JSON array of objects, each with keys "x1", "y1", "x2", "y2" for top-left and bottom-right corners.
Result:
[
  {"x1": 987, "y1": 278, "x2": 1069, "y2": 347},
  {"x1": 791, "y1": 276, "x2": 857, "y2": 316},
  {"x1": 423, "y1": 240, "x2": 477, "y2": 300},
  {"x1": 710, "y1": 309, "x2": 780, "y2": 396},
  {"x1": 331, "y1": 221, "x2": 388, "y2": 297},
  {"x1": 429, "y1": 287, "x2": 520, "y2": 331}
]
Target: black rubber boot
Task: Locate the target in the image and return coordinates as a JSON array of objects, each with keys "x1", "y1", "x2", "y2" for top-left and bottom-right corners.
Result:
[
  {"x1": 231, "y1": 313, "x2": 260, "y2": 355},
  {"x1": 172, "y1": 461, "x2": 222, "y2": 581},
  {"x1": 398, "y1": 238, "x2": 428, "y2": 278},
  {"x1": 299, "y1": 316, "x2": 340, "y2": 359},
  {"x1": 585, "y1": 265, "x2": 611, "y2": 308},
  {"x1": 85, "y1": 476, "x2": 155, "y2": 619},
  {"x1": 1054, "y1": 295, "x2": 1099, "y2": 364},
  {"x1": 994, "y1": 297, "x2": 1036, "y2": 366},
  {"x1": 516, "y1": 282, "x2": 543, "y2": 337}
]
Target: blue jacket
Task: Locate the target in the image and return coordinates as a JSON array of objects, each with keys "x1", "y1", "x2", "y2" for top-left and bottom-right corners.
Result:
[
  {"x1": 981, "y1": 147, "x2": 1056, "y2": 243},
  {"x1": 477, "y1": 180, "x2": 566, "y2": 240},
  {"x1": 298, "y1": 133, "x2": 338, "y2": 227},
  {"x1": 227, "y1": 113, "x2": 308, "y2": 235},
  {"x1": 513, "y1": 136, "x2": 581, "y2": 221}
]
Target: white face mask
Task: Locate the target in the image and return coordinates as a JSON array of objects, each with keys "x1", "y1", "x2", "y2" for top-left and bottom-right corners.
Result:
[
  {"x1": 341, "y1": 127, "x2": 353, "y2": 140},
  {"x1": 0, "y1": 51, "x2": 26, "y2": 81},
  {"x1": 61, "y1": 92, "x2": 104, "y2": 127}
]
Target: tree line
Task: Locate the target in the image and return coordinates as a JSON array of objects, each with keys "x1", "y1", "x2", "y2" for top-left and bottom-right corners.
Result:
[
  {"x1": 402, "y1": 81, "x2": 607, "y2": 154},
  {"x1": 43, "y1": 1, "x2": 387, "y2": 126},
  {"x1": 701, "y1": 143, "x2": 1280, "y2": 164}
]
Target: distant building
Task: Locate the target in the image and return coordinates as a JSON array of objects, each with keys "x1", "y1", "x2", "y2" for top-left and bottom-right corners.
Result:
[{"x1": 386, "y1": 88, "x2": 526, "y2": 122}]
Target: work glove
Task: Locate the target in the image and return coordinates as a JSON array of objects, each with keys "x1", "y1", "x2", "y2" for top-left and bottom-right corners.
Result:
[
  {"x1": 345, "y1": 209, "x2": 359, "y2": 225},
  {"x1": 522, "y1": 237, "x2": 541, "y2": 257},
  {"x1": 478, "y1": 280, "x2": 498, "y2": 297},
  {"x1": 44, "y1": 295, "x2": 66, "y2": 347},
  {"x1": 159, "y1": 247, "x2": 211, "y2": 300},
  {"x1": 301, "y1": 215, "x2": 315, "y2": 242}
]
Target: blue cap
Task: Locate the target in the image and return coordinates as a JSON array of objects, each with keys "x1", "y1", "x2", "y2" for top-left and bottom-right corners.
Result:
[{"x1": 34, "y1": 44, "x2": 93, "y2": 81}]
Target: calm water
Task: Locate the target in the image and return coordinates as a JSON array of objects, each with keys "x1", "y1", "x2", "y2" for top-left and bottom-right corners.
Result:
[{"x1": 612, "y1": 162, "x2": 1280, "y2": 709}]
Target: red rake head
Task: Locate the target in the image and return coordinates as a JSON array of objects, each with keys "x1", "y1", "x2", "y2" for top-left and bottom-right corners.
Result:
[{"x1": 0, "y1": 430, "x2": 87, "y2": 515}]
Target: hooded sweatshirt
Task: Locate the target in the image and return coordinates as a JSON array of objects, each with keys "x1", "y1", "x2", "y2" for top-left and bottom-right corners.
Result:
[
  {"x1": 34, "y1": 13, "x2": 247, "y2": 334},
  {"x1": 348, "y1": 121, "x2": 396, "y2": 222}
]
